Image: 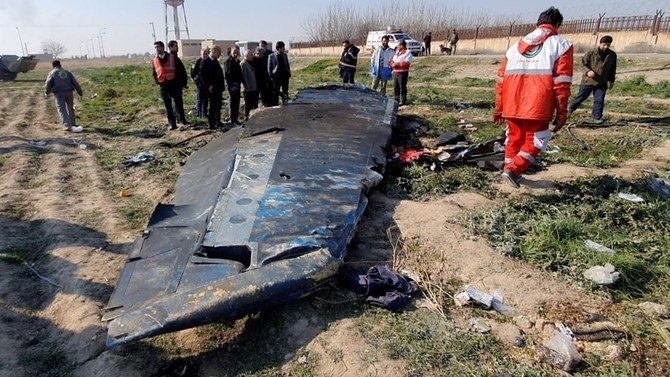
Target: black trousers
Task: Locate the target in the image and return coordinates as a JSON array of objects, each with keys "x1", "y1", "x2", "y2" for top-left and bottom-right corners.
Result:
[
  {"x1": 259, "y1": 80, "x2": 273, "y2": 107},
  {"x1": 394, "y1": 72, "x2": 409, "y2": 105},
  {"x1": 228, "y1": 88, "x2": 241, "y2": 123},
  {"x1": 159, "y1": 83, "x2": 186, "y2": 126},
  {"x1": 196, "y1": 85, "x2": 209, "y2": 117},
  {"x1": 342, "y1": 68, "x2": 356, "y2": 84},
  {"x1": 273, "y1": 78, "x2": 290, "y2": 105},
  {"x1": 244, "y1": 91, "x2": 259, "y2": 118},
  {"x1": 208, "y1": 90, "x2": 223, "y2": 129}
]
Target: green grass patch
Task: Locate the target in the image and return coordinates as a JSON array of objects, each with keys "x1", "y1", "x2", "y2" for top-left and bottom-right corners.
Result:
[
  {"x1": 382, "y1": 164, "x2": 497, "y2": 200},
  {"x1": 0, "y1": 155, "x2": 6, "y2": 167},
  {"x1": 118, "y1": 195, "x2": 154, "y2": 230},
  {"x1": 358, "y1": 309, "x2": 543, "y2": 376},
  {"x1": 544, "y1": 126, "x2": 662, "y2": 168},
  {"x1": 448, "y1": 76, "x2": 497, "y2": 87},
  {"x1": 411, "y1": 84, "x2": 495, "y2": 107},
  {"x1": 0, "y1": 245, "x2": 44, "y2": 264},
  {"x1": 75, "y1": 65, "x2": 161, "y2": 130},
  {"x1": 19, "y1": 345, "x2": 73, "y2": 377},
  {"x1": 609, "y1": 75, "x2": 670, "y2": 98},
  {"x1": 424, "y1": 116, "x2": 503, "y2": 142},
  {"x1": 474, "y1": 175, "x2": 670, "y2": 304},
  {"x1": 292, "y1": 58, "x2": 342, "y2": 89}
]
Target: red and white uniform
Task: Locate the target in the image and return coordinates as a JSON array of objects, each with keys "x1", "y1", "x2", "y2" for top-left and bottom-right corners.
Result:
[
  {"x1": 494, "y1": 24, "x2": 573, "y2": 176},
  {"x1": 390, "y1": 48, "x2": 413, "y2": 75}
]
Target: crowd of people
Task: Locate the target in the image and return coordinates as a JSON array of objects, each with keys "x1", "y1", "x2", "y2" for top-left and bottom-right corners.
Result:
[
  {"x1": 162, "y1": 39, "x2": 291, "y2": 129},
  {"x1": 47, "y1": 7, "x2": 617, "y2": 190}
]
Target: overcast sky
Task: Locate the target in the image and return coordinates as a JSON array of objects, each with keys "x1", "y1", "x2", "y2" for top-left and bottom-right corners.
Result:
[{"x1": 1, "y1": 0, "x2": 668, "y2": 57}]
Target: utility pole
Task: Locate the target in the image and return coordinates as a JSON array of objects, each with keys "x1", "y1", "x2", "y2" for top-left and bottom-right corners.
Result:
[
  {"x1": 90, "y1": 38, "x2": 97, "y2": 58},
  {"x1": 16, "y1": 26, "x2": 26, "y2": 55},
  {"x1": 83, "y1": 40, "x2": 90, "y2": 59},
  {"x1": 98, "y1": 28, "x2": 106, "y2": 58},
  {"x1": 150, "y1": 22, "x2": 157, "y2": 42}
]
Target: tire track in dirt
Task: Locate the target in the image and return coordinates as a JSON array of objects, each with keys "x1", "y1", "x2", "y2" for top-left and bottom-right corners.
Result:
[
  {"x1": 6, "y1": 90, "x2": 37, "y2": 130},
  {"x1": 0, "y1": 88, "x2": 133, "y2": 373},
  {"x1": 0, "y1": 91, "x2": 27, "y2": 129}
]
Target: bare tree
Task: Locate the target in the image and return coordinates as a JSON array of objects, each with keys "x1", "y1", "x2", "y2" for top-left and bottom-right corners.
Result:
[
  {"x1": 41, "y1": 40, "x2": 67, "y2": 59},
  {"x1": 299, "y1": 0, "x2": 495, "y2": 44}
]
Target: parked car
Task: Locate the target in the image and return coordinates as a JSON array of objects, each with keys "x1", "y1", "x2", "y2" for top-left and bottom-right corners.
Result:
[{"x1": 365, "y1": 27, "x2": 422, "y2": 56}]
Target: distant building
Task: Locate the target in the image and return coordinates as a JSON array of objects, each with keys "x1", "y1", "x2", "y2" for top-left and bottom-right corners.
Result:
[
  {"x1": 174, "y1": 39, "x2": 240, "y2": 59},
  {"x1": 200, "y1": 39, "x2": 237, "y2": 57},
  {"x1": 177, "y1": 39, "x2": 205, "y2": 59}
]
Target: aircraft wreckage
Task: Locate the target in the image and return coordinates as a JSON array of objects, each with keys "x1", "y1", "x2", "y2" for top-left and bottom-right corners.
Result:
[{"x1": 103, "y1": 85, "x2": 396, "y2": 347}]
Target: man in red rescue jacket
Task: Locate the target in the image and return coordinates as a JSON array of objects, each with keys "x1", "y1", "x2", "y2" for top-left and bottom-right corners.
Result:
[
  {"x1": 152, "y1": 41, "x2": 188, "y2": 130},
  {"x1": 493, "y1": 7, "x2": 573, "y2": 189}
]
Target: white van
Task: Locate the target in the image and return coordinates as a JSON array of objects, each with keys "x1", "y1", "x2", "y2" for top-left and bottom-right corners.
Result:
[{"x1": 365, "y1": 27, "x2": 422, "y2": 56}]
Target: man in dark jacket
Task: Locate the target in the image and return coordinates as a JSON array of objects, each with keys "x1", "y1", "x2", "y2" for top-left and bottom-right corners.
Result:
[
  {"x1": 423, "y1": 32, "x2": 432, "y2": 55},
  {"x1": 257, "y1": 41, "x2": 273, "y2": 107},
  {"x1": 448, "y1": 29, "x2": 459, "y2": 55},
  {"x1": 268, "y1": 41, "x2": 291, "y2": 105},
  {"x1": 224, "y1": 46, "x2": 243, "y2": 125},
  {"x1": 199, "y1": 45, "x2": 225, "y2": 129},
  {"x1": 152, "y1": 41, "x2": 187, "y2": 130},
  {"x1": 339, "y1": 40, "x2": 360, "y2": 84},
  {"x1": 568, "y1": 35, "x2": 617, "y2": 124},
  {"x1": 168, "y1": 40, "x2": 189, "y2": 126},
  {"x1": 45, "y1": 60, "x2": 84, "y2": 133},
  {"x1": 191, "y1": 47, "x2": 210, "y2": 117}
]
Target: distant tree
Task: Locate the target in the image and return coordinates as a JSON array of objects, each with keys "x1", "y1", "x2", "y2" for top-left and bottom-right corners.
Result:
[
  {"x1": 41, "y1": 40, "x2": 67, "y2": 59},
  {"x1": 300, "y1": 0, "x2": 492, "y2": 44}
]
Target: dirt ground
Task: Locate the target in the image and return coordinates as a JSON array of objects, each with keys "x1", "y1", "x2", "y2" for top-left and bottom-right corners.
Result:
[{"x1": 1, "y1": 54, "x2": 669, "y2": 376}]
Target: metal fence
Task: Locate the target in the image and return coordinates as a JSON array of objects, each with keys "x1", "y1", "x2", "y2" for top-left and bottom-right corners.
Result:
[
  {"x1": 293, "y1": 12, "x2": 668, "y2": 48},
  {"x1": 464, "y1": 13, "x2": 668, "y2": 41}
]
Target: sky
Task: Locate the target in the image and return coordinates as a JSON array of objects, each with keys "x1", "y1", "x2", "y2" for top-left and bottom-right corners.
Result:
[{"x1": 1, "y1": 0, "x2": 668, "y2": 57}]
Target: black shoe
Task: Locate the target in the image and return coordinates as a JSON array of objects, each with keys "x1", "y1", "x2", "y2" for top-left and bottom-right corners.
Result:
[
  {"x1": 169, "y1": 124, "x2": 178, "y2": 131},
  {"x1": 501, "y1": 169, "x2": 520, "y2": 189}
]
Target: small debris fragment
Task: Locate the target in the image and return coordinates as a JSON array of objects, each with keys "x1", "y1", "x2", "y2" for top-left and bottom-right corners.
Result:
[
  {"x1": 454, "y1": 291, "x2": 471, "y2": 307},
  {"x1": 465, "y1": 285, "x2": 493, "y2": 309},
  {"x1": 617, "y1": 192, "x2": 645, "y2": 203},
  {"x1": 119, "y1": 189, "x2": 131, "y2": 198},
  {"x1": 583, "y1": 263, "x2": 620, "y2": 285},
  {"x1": 584, "y1": 240, "x2": 616, "y2": 255},
  {"x1": 122, "y1": 151, "x2": 156, "y2": 168},
  {"x1": 469, "y1": 317, "x2": 491, "y2": 333},
  {"x1": 639, "y1": 302, "x2": 669, "y2": 318},
  {"x1": 454, "y1": 102, "x2": 471, "y2": 111},
  {"x1": 29, "y1": 140, "x2": 47, "y2": 147},
  {"x1": 514, "y1": 336, "x2": 526, "y2": 348},
  {"x1": 537, "y1": 330, "x2": 582, "y2": 372},
  {"x1": 650, "y1": 177, "x2": 670, "y2": 200},
  {"x1": 79, "y1": 144, "x2": 87, "y2": 150}
]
